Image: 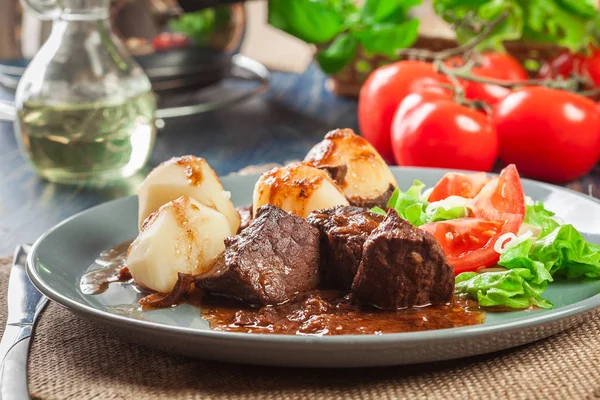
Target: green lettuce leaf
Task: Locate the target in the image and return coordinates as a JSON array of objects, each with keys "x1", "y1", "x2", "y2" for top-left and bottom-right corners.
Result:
[
  {"x1": 427, "y1": 204, "x2": 467, "y2": 223},
  {"x1": 370, "y1": 181, "x2": 466, "y2": 225},
  {"x1": 460, "y1": 216, "x2": 600, "y2": 309},
  {"x1": 455, "y1": 269, "x2": 552, "y2": 309},
  {"x1": 499, "y1": 239, "x2": 554, "y2": 283},
  {"x1": 383, "y1": 180, "x2": 429, "y2": 226},
  {"x1": 456, "y1": 237, "x2": 553, "y2": 310},
  {"x1": 530, "y1": 224, "x2": 600, "y2": 279},
  {"x1": 524, "y1": 201, "x2": 555, "y2": 228},
  {"x1": 370, "y1": 206, "x2": 387, "y2": 216}
]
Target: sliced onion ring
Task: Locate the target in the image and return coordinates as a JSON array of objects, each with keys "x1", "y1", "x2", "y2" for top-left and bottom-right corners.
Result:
[
  {"x1": 494, "y1": 230, "x2": 534, "y2": 254},
  {"x1": 494, "y1": 233, "x2": 517, "y2": 254}
]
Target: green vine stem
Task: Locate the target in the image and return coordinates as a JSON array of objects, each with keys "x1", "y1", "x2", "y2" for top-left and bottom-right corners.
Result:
[
  {"x1": 395, "y1": 12, "x2": 600, "y2": 100},
  {"x1": 395, "y1": 13, "x2": 508, "y2": 61}
]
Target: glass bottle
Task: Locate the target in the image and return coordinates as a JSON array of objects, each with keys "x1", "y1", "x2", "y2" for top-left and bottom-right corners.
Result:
[{"x1": 15, "y1": 0, "x2": 157, "y2": 184}]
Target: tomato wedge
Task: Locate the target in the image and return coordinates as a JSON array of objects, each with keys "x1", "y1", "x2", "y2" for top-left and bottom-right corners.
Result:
[
  {"x1": 421, "y1": 215, "x2": 522, "y2": 274},
  {"x1": 428, "y1": 172, "x2": 490, "y2": 202},
  {"x1": 470, "y1": 164, "x2": 525, "y2": 223},
  {"x1": 422, "y1": 164, "x2": 525, "y2": 274}
]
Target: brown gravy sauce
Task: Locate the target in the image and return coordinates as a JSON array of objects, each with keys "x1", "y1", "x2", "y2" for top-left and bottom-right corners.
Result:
[
  {"x1": 81, "y1": 241, "x2": 486, "y2": 336},
  {"x1": 200, "y1": 292, "x2": 484, "y2": 335},
  {"x1": 80, "y1": 240, "x2": 133, "y2": 295}
]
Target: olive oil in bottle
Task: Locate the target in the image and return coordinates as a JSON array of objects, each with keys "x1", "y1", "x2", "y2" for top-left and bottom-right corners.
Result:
[
  {"x1": 18, "y1": 91, "x2": 156, "y2": 184},
  {"x1": 14, "y1": 0, "x2": 156, "y2": 184}
]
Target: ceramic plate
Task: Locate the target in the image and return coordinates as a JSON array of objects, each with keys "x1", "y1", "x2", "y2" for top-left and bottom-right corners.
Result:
[{"x1": 27, "y1": 167, "x2": 600, "y2": 367}]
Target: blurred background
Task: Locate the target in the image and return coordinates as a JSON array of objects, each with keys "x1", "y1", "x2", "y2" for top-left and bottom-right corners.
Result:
[
  {"x1": 3, "y1": 0, "x2": 600, "y2": 251},
  {"x1": 0, "y1": 0, "x2": 462, "y2": 97}
]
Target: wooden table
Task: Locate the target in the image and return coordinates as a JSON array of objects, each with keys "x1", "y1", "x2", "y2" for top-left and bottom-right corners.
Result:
[
  {"x1": 0, "y1": 65, "x2": 359, "y2": 255},
  {"x1": 2, "y1": 64, "x2": 600, "y2": 256}
]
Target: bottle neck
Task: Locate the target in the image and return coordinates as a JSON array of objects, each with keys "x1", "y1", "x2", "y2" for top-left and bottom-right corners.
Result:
[
  {"x1": 47, "y1": 10, "x2": 114, "y2": 58},
  {"x1": 57, "y1": 0, "x2": 109, "y2": 20}
]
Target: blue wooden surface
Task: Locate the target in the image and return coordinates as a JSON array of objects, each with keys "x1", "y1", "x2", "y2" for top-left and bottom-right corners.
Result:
[{"x1": 0, "y1": 65, "x2": 359, "y2": 255}]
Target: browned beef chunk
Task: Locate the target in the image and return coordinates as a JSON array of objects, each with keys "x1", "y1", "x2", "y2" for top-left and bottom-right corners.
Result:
[
  {"x1": 195, "y1": 205, "x2": 320, "y2": 305},
  {"x1": 307, "y1": 206, "x2": 385, "y2": 289},
  {"x1": 351, "y1": 209, "x2": 454, "y2": 309},
  {"x1": 236, "y1": 205, "x2": 253, "y2": 233}
]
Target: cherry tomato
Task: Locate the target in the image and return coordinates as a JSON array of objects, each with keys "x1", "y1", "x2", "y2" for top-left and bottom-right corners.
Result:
[
  {"x1": 391, "y1": 90, "x2": 452, "y2": 129},
  {"x1": 421, "y1": 216, "x2": 521, "y2": 274},
  {"x1": 539, "y1": 49, "x2": 600, "y2": 87},
  {"x1": 428, "y1": 172, "x2": 490, "y2": 202},
  {"x1": 470, "y1": 164, "x2": 525, "y2": 223},
  {"x1": 152, "y1": 33, "x2": 189, "y2": 51},
  {"x1": 492, "y1": 87, "x2": 600, "y2": 183},
  {"x1": 390, "y1": 93, "x2": 498, "y2": 171},
  {"x1": 447, "y1": 53, "x2": 528, "y2": 106},
  {"x1": 358, "y1": 61, "x2": 451, "y2": 162}
]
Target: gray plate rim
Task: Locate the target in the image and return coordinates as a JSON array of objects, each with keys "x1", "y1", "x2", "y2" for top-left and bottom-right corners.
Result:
[{"x1": 26, "y1": 166, "x2": 600, "y2": 345}]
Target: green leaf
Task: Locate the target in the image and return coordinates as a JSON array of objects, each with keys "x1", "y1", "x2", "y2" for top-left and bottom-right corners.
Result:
[
  {"x1": 433, "y1": 0, "x2": 524, "y2": 51},
  {"x1": 382, "y1": 180, "x2": 429, "y2": 226},
  {"x1": 316, "y1": 33, "x2": 358, "y2": 74},
  {"x1": 370, "y1": 206, "x2": 386, "y2": 216},
  {"x1": 169, "y1": 9, "x2": 217, "y2": 45},
  {"x1": 479, "y1": 1, "x2": 523, "y2": 50},
  {"x1": 404, "y1": 180, "x2": 427, "y2": 198},
  {"x1": 524, "y1": 201, "x2": 555, "y2": 228},
  {"x1": 268, "y1": 0, "x2": 344, "y2": 44},
  {"x1": 404, "y1": 203, "x2": 426, "y2": 225},
  {"x1": 361, "y1": 0, "x2": 423, "y2": 24},
  {"x1": 455, "y1": 269, "x2": 552, "y2": 309},
  {"x1": 530, "y1": 224, "x2": 600, "y2": 279},
  {"x1": 556, "y1": 0, "x2": 597, "y2": 18},
  {"x1": 382, "y1": 0, "x2": 424, "y2": 22},
  {"x1": 457, "y1": 237, "x2": 555, "y2": 309},
  {"x1": 478, "y1": 0, "x2": 505, "y2": 19},
  {"x1": 539, "y1": 218, "x2": 561, "y2": 238},
  {"x1": 499, "y1": 217, "x2": 600, "y2": 283},
  {"x1": 523, "y1": 0, "x2": 593, "y2": 51},
  {"x1": 432, "y1": 0, "x2": 599, "y2": 52},
  {"x1": 523, "y1": 58, "x2": 543, "y2": 71},
  {"x1": 353, "y1": 19, "x2": 420, "y2": 58},
  {"x1": 499, "y1": 239, "x2": 554, "y2": 283},
  {"x1": 370, "y1": 181, "x2": 466, "y2": 226},
  {"x1": 433, "y1": 0, "x2": 490, "y2": 14},
  {"x1": 428, "y1": 205, "x2": 468, "y2": 223},
  {"x1": 361, "y1": 0, "x2": 399, "y2": 23}
]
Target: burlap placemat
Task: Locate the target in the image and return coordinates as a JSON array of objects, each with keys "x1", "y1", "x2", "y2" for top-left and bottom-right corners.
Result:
[{"x1": 1, "y1": 257, "x2": 600, "y2": 399}]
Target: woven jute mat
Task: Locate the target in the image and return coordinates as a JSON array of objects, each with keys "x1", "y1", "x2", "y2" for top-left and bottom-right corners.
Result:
[{"x1": 1, "y1": 257, "x2": 600, "y2": 399}]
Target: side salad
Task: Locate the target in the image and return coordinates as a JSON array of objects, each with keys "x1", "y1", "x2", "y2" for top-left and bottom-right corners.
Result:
[{"x1": 372, "y1": 165, "x2": 600, "y2": 309}]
